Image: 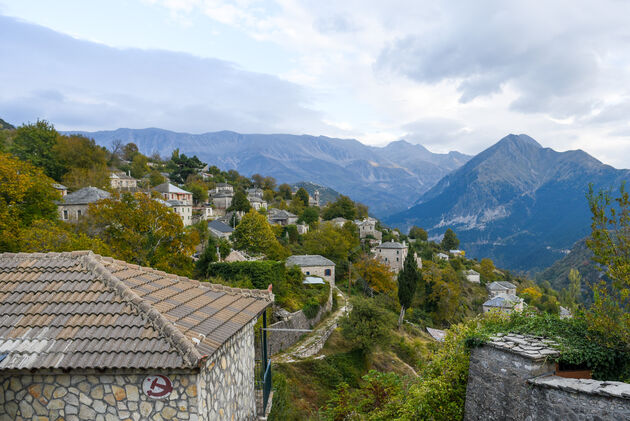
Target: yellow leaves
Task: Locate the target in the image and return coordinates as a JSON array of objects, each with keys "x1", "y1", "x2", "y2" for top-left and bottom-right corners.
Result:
[
  {"x1": 520, "y1": 286, "x2": 543, "y2": 301},
  {"x1": 354, "y1": 254, "x2": 396, "y2": 293}
]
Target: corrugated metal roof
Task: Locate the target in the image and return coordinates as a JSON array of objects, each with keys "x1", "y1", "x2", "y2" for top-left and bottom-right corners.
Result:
[{"x1": 0, "y1": 251, "x2": 273, "y2": 371}]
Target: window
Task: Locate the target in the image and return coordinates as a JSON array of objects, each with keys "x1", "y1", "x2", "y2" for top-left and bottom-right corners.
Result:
[
  {"x1": 324, "y1": 269, "x2": 331, "y2": 276},
  {"x1": 397, "y1": 251, "x2": 399, "y2": 255},
  {"x1": 396, "y1": 258, "x2": 399, "y2": 261},
  {"x1": 306, "y1": 271, "x2": 310, "y2": 275},
  {"x1": 77, "y1": 210, "x2": 82, "y2": 217},
  {"x1": 63, "y1": 210, "x2": 68, "y2": 220}
]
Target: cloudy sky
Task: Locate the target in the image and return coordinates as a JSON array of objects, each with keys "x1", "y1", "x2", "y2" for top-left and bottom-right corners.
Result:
[{"x1": 2, "y1": 0, "x2": 630, "y2": 167}]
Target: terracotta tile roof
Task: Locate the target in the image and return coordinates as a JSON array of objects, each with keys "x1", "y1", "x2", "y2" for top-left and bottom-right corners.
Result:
[{"x1": 0, "y1": 251, "x2": 273, "y2": 370}]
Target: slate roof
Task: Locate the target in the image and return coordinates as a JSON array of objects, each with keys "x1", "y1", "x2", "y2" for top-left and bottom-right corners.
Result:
[
  {"x1": 153, "y1": 182, "x2": 192, "y2": 195},
  {"x1": 0, "y1": 251, "x2": 272, "y2": 370},
  {"x1": 487, "y1": 281, "x2": 517, "y2": 291},
  {"x1": 286, "y1": 255, "x2": 335, "y2": 267},
  {"x1": 377, "y1": 241, "x2": 406, "y2": 249},
  {"x1": 483, "y1": 294, "x2": 521, "y2": 308},
  {"x1": 52, "y1": 183, "x2": 67, "y2": 191},
  {"x1": 59, "y1": 187, "x2": 111, "y2": 205},
  {"x1": 166, "y1": 199, "x2": 189, "y2": 207},
  {"x1": 208, "y1": 220, "x2": 233, "y2": 234},
  {"x1": 110, "y1": 171, "x2": 135, "y2": 180},
  {"x1": 268, "y1": 209, "x2": 297, "y2": 219}
]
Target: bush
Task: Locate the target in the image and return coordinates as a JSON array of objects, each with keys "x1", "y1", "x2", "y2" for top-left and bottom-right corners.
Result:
[
  {"x1": 340, "y1": 297, "x2": 396, "y2": 353},
  {"x1": 303, "y1": 298, "x2": 320, "y2": 319},
  {"x1": 205, "y1": 261, "x2": 285, "y2": 289}
]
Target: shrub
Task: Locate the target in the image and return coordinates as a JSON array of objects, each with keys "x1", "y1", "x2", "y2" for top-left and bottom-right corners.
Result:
[
  {"x1": 340, "y1": 297, "x2": 396, "y2": 353},
  {"x1": 303, "y1": 298, "x2": 320, "y2": 319}
]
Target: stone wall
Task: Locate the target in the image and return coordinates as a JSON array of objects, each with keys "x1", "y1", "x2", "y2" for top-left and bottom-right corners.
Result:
[
  {"x1": 464, "y1": 333, "x2": 630, "y2": 420},
  {"x1": 0, "y1": 369, "x2": 198, "y2": 421},
  {"x1": 197, "y1": 319, "x2": 257, "y2": 421},
  {"x1": 268, "y1": 284, "x2": 334, "y2": 356}
]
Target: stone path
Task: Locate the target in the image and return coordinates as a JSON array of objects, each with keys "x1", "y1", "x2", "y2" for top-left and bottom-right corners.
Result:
[{"x1": 272, "y1": 288, "x2": 351, "y2": 363}]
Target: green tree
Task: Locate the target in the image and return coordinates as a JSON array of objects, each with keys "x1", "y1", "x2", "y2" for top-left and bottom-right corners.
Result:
[
  {"x1": 19, "y1": 219, "x2": 110, "y2": 255},
  {"x1": 0, "y1": 152, "x2": 60, "y2": 251},
  {"x1": 409, "y1": 226, "x2": 428, "y2": 241},
  {"x1": 561, "y1": 268, "x2": 582, "y2": 311},
  {"x1": 300, "y1": 206, "x2": 320, "y2": 225},
  {"x1": 441, "y1": 228, "x2": 459, "y2": 250},
  {"x1": 149, "y1": 170, "x2": 166, "y2": 187},
  {"x1": 122, "y1": 143, "x2": 139, "y2": 161},
  {"x1": 54, "y1": 134, "x2": 109, "y2": 173},
  {"x1": 231, "y1": 210, "x2": 287, "y2": 259},
  {"x1": 10, "y1": 120, "x2": 63, "y2": 180},
  {"x1": 187, "y1": 182, "x2": 209, "y2": 205},
  {"x1": 586, "y1": 183, "x2": 630, "y2": 345},
  {"x1": 278, "y1": 183, "x2": 293, "y2": 200},
  {"x1": 322, "y1": 195, "x2": 357, "y2": 220},
  {"x1": 294, "y1": 187, "x2": 310, "y2": 207},
  {"x1": 302, "y1": 222, "x2": 354, "y2": 264},
  {"x1": 340, "y1": 297, "x2": 396, "y2": 354},
  {"x1": 168, "y1": 149, "x2": 205, "y2": 184},
  {"x1": 130, "y1": 153, "x2": 149, "y2": 179},
  {"x1": 397, "y1": 251, "x2": 420, "y2": 326},
  {"x1": 194, "y1": 236, "x2": 218, "y2": 278},
  {"x1": 229, "y1": 189, "x2": 251, "y2": 212}
]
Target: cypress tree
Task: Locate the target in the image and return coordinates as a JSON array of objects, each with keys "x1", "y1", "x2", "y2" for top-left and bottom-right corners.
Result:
[{"x1": 397, "y1": 251, "x2": 420, "y2": 327}]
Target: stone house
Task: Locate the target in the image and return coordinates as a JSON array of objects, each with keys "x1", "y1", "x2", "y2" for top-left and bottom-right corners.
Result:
[
  {"x1": 248, "y1": 196, "x2": 268, "y2": 211},
  {"x1": 487, "y1": 281, "x2": 517, "y2": 297},
  {"x1": 354, "y1": 217, "x2": 382, "y2": 242},
  {"x1": 308, "y1": 190, "x2": 320, "y2": 207},
  {"x1": 373, "y1": 241, "x2": 408, "y2": 272},
  {"x1": 465, "y1": 269, "x2": 481, "y2": 283},
  {"x1": 109, "y1": 171, "x2": 138, "y2": 190},
  {"x1": 210, "y1": 183, "x2": 234, "y2": 196},
  {"x1": 482, "y1": 294, "x2": 524, "y2": 313},
  {"x1": 450, "y1": 249, "x2": 465, "y2": 257},
  {"x1": 246, "y1": 188, "x2": 264, "y2": 199},
  {"x1": 52, "y1": 183, "x2": 67, "y2": 197},
  {"x1": 296, "y1": 223, "x2": 309, "y2": 235},
  {"x1": 0, "y1": 251, "x2": 274, "y2": 420},
  {"x1": 153, "y1": 182, "x2": 193, "y2": 205},
  {"x1": 436, "y1": 252, "x2": 449, "y2": 261},
  {"x1": 195, "y1": 204, "x2": 214, "y2": 222},
  {"x1": 267, "y1": 209, "x2": 298, "y2": 226},
  {"x1": 286, "y1": 255, "x2": 336, "y2": 284},
  {"x1": 57, "y1": 186, "x2": 111, "y2": 222},
  {"x1": 209, "y1": 220, "x2": 234, "y2": 239},
  {"x1": 165, "y1": 199, "x2": 193, "y2": 227},
  {"x1": 212, "y1": 193, "x2": 233, "y2": 211}
]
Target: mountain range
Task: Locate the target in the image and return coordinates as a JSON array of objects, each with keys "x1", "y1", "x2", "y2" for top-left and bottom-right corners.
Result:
[
  {"x1": 385, "y1": 134, "x2": 630, "y2": 272},
  {"x1": 68, "y1": 128, "x2": 470, "y2": 217}
]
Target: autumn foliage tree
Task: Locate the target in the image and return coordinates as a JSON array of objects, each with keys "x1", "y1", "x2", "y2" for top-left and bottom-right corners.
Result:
[
  {"x1": 0, "y1": 152, "x2": 60, "y2": 251},
  {"x1": 231, "y1": 209, "x2": 287, "y2": 260},
  {"x1": 82, "y1": 192, "x2": 197, "y2": 275},
  {"x1": 354, "y1": 254, "x2": 395, "y2": 294}
]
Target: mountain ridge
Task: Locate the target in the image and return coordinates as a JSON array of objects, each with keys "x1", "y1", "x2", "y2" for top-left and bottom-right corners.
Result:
[
  {"x1": 386, "y1": 134, "x2": 630, "y2": 272},
  {"x1": 65, "y1": 127, "x2": 471, "y2": 216}
]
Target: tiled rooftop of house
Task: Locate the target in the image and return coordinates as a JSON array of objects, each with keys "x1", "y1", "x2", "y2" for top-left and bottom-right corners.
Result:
[{"x1": 0, "y1": 251, "x2": 272, "y2": 370}]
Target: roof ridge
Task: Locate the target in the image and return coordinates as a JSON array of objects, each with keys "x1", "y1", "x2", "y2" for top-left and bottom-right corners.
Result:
[
  {"x1": 100, "y1": 255, "x2": 273, "y2": 300},
  {"x1": 80, "y1": 252, "x2": 204, "y2": 367}
]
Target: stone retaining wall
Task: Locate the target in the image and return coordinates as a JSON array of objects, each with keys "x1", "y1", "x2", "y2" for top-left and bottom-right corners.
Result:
[
  {"x1": 268, "y1": 302, "x2": 331, "y2": 356},
  {"x1": 464, "y1": 333, "x2": 630, "y2": 420}
]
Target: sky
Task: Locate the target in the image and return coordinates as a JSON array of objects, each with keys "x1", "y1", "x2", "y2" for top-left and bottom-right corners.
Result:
[{"x1": 1, "y1": 0, "x2": 630, "y2": 167}]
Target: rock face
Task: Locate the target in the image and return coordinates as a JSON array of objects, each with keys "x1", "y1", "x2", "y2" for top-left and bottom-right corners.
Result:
[
  {"x1": 465, "y1": 334, "x2": 630, "y2": 420},
  {"x1": 68, "y1": 128, "x2": 469, "y2": 217},
  {"x1": 387, "y1": 134, "x2": 630, "y2": 272}
]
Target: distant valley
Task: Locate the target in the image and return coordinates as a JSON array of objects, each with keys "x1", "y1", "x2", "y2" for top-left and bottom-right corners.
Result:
[{"x1": 68, "y1": 128, "x2": 470, "y2": 217}]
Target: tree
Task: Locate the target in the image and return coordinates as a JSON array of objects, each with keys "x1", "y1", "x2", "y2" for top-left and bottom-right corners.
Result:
[
  {"x1": 168, "y1": 150, "x2": 205, "y2": 184},
  {"x1": 322, "y1": 195, "x2": 357, "y2": 220},
  {"x1": 10, "y1": 120, "x2": 63, "y2": 180},
  {"x1": 19, "y1": 219, "x2": 110, "y2": 255},
  {"x1": 561, "y1": 269, "x2": 582, "y2": 310},
  {"x1": 278, "y1": 183, "x2": 293, "y2": 200},
  {"x1": 62, "y1": 166, "x2": 110, "y2": 190},
  {"x1": 294, "y1": 187, "x2": 310, "y2": 207},
  {"x1": 409, "y1": 226, "x2": 428, "y2": 241},
  {"x1": 194, "y1": 236, "x2": 218, "y2": 278},
  {"x1": 479, "y1": 258, "x2": 496, "y2": 282},
  {"x1": 441, "y1": 228, "x2": 459, "y2": 250},
  {"x1": 251, "y1": 173, "x2": 264, "y2": 187},
  {"x1": 82, "y1": 192, "x2": 197, "y2": 275},
  {"x1": 231, "y1": 210, "x2": 287, "y2": 259},
  {"x1": 130, "y1": 153, "x2": 149, "y2": 179},
  {"x1": 354, "y1": 255, "x2": 395, "y2": 294},
  {"x1": 340, "y1": 297, "x2": 395, "y2": 353},
  {"x1": 397, "y1": 251, "x2": 421, "y2": 326},
  {"x1": 300, "y1": 207, "x2": 320, "y2": 225},
  {"x1": 302, "y1": 222, "x2": 354, "y2": 263},
  {"x1": 187, "y1": 182, "x2": 209, "y2": 205},
  {"x1": 122, "y1": 143, "x2": 139, "y2": 161},
  {"x1": 54, "y1": 134, "x2": 109, "y2": 174},
  {"x1": 0, "y1": 152, "x2": 60, "y2": 251},
  {"x1": 586, "y1": 183, "x2": 630, "y2": 344},
  {"x1": 229, "y1": 190, "x2": 251, "y2": 212},
  {"x1": 149, "y1": 170, "x2": 166, "y2": 187}
]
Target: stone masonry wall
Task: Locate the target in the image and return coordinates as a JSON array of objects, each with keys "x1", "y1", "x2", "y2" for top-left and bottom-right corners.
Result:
[
  {"x1": 0, "y1": 369, "x2": 198, "y2": 421},
  {"x1": 268, "y1": 284, "x2": 334, "y2": 356},
  {"x1": 465, "y1": 334, "x2": 630, "y2": 420},
  {"x1": 197, "y1": 319, "x2": 257, "y2": 421}
]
